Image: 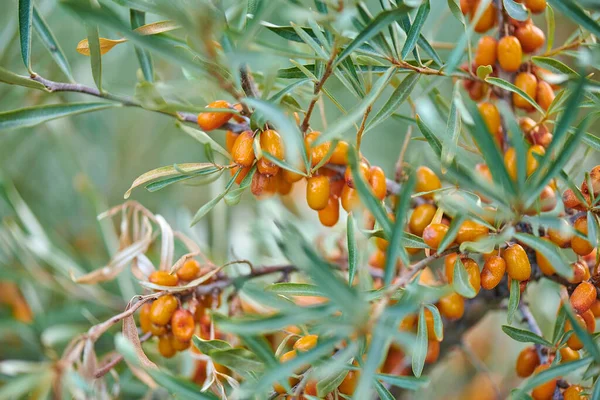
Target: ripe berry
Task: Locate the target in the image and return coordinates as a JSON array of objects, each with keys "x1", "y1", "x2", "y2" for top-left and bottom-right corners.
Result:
[
  {"x1": 456, "y1": 220, "x2": 489, "y2": 244},
  {"x1": 504, "y1": 147, "x2": 518, "y2": 182},
  {"x1": 338, "y1": 370, "x2": 359, "y2": 395},
  {"x1": 150, "y1": 294, "x2": 179, "y2": 326},
  {"x1": 232, "y1": 131, "x2": 256, "y2": 167},
  {"x1": 341, "y1": 185, "x2": 360, "y2": 212},
  {"x1": 158, "y1": 334, "x2": 177, "y2": 358},
  {"x1": 571, "y1": 217, "x2": 593, "y2": 256},
  {"x1": 293, "y1": 335, "x2": 318, "y2": 352},
  {"x1": 150, "y1": 323, "x2": 167, "y2": 336},
  {"x1": 345, "y1": 162, "x2": 370, "y2": 189},
  {"x1": 531, "y1": 364, "x2": 557, "y2": 400},
  {"x1": 171, "y1": 309, "x2": 195, "y2": 342},
  {"x1": 306, "y1": 176, "x2": 330, "y2": 210},
  {"x1": 139, "y1": 302, "x2": 152, "y2": 334},
  {"x1": 590, "y1": 299, "x2": 600, "y2": 317},
  {"x1": 416, "y1": 166, "x2": 441, "y2": 199},
  {"x1": 515, "y1": 23, "x2": 545, "y2": 53},
  {"x1": 149, "y1": 271, "x2": 179, "y2": 287},
  {"x1": 473, "y1": 1, "x2": 497, "y2": 33},
  {"x1": 438, "y1": 292, "x2": 465, "y2": 320},
  {"x1": 257, "y1": 130, "x2": 284, "y2": 176},
  {"x1": 251, "y1": 172, "x2": 275, "y2": 197},
  {"x1": 504, "y1": 244, "x2": 531, "y2": 281},
  {"x1": 424, "y1": 307, "x2": 443, "y2": 340},
  {"x1": 305, "y1": 132, "x2": 331, "y2": 167},
  {"x1": 568, "y1": 261, "x2": 590, "y2": 284},
  {"x1": 425, "y1": 340, "x2": 440, "y2": 364},
  {"x1": 559, "y1": 347, "x2": 580, "y2": 363},
  {"x1": 525, "y1": 0, "x2": 546, "y2": 14},
  {"x1": 409, "y1": 204, "x2": 437, "y2": 237},
  {"x1": 513, "y1": 72, "x2": 538, "y2": 110},
  {"x1": 368, "y1": 166, "x2": 387, "y2": 200},
  {"x1": 464, "y1": 258, "x2": 482, "y2": 294},
  {"x1": 444, "y1": 253, "x2": 460, "y2": 283},
  {"x1": 527, "y1": 145, "x2": 545, "y2": 177},
  {"x1": 282, "y1": 168, "x2": 304, "y2": 183},
  {"x1": 474, "y1": 36, "x2": 497, "y2": 67},
  {"x1": 422, "y1": 223, "x2": 449, "y2": 249},
  {"x1": 276, "y1": 173, "x2": 293, "y2": 196},
  {"x1": 565, "y1": 314, "x2": 587, "y2": 351},
  {"x1": 570, "y1": 281, "x2": 597, "y2": 315},
  {"x1": 535, "y1": 238, "x2": 555, "y2": 276},
  {"x1": 535, "y1": 81, "x2": 555, "y2": 113},
  {"x1": 273, "y1": 350, "x2": 299, "y2": 393},
  {"x1": 197, "y1": 100, "x2": 233, "y2": 131},
  {"x1": 481, "y1": 255, "x2": 506, "y2": 290},
  {"x1": 478, "y1": 102, "x2": 502, "y2": 146},
  {"x1": 369, "y1": 249, "x2": 386, "y2": 270},
  {"x1": 230, "y1": 165, "x2": 250, "y2": 185},
  {"x1": 225, "y1": 130, "x2": 237, "y2": 153},
  {"x1": 548, "y1": 220, "x2": 573, "y2": 248},
  {"x1": 460, "y1": 0, "x2": 471, "y2": 14},
  {"x1": 330, "y1": 141, "x2": 349, "y2": 165},
  {"x1": 497, "y1": 36, "x2": 522, "y2": 72},
  {"x1": 515, "y1": 346, "x2": 540, "y2": 378},
  {"x1": 177, "y1": 259, "x2": 200, "y2": 281},
  {"x1": 171, "y1": 336, "x2": 191, "y2": 351},
  {"x1": 318, "y1": 197, "x2": 340, "y2": 227}
]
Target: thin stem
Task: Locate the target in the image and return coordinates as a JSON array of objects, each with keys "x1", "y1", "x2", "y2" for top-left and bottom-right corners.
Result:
[
  {"x1": 94, "y1": 332, "x2": 152, "y2": 378},
  {"x1": 356, "y1": 106, "x2": 372, "y2": 151},
  {"x1": 301, "y1": 45, "x2": 338, "y2": 133}
]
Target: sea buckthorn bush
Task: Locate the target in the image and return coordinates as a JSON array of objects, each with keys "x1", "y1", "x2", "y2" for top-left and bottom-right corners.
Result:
[{"x1": 1, "y1": 0, "x2": 600, "y2": 399}]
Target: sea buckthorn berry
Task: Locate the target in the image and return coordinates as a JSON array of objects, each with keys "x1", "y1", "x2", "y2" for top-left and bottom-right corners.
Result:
[
  {"x1": 481, "y1": 256, "x2": 506, "y2": 290},
  {"x1": 516, "y1": 23, "x2": 546, "y2": 53},
  {"x1": 548, "y1": 220, "x2": 573, "y2": 248},
  {"x1": 257, "y1": 130, "x2": 284, "y2": 176},
  {"x1": 225, "y1": 130, "x2": 237, "y2": 153},
  {"x1": 305, "y1": 132, "x2": 331, "y2": 167},
  {"x1": 197, "y1": 100, "x2": 233, "y2": 131},
  {"x1": 409, "y1": 204, "x2": 437, "y2": 237},
  {"x1": 456, "y1": 220, "x2": 489, "y2": 244},
  {"x1": 504, "y1": 244, "x2": 531, "y2": 281},
  {"x1": 304, "y1": 380, "x2": 318, "y2": 397},
  {"x1": 232, "y1": 103, "x2": 245, "y2": 123},
  {"x1": 338, "y1": 370, "x2": 359, "y2": 395},
  {"x1": 460, "y1": 0, "x2": 471, "y2": 15},
  {"x1": 425, "y1": 340, "x2": 440, "y2": 364},
  {"x1": 150, "y1": 323, "x2": 167, "y2": 336},
  {"x1": 515, "y1": 346, "x2": 540, "y2": 378},
  {"x1": 415, "y1": 166, "x2": 441, "y2": 199},
  {"x1": 444, "y1": 253, "x2": 460, "y2": 283},
  {"x1": 276, "y1": 173, "x2": 293, "y2": 196},
  {"x1": 424, "y1": 307, "x2": 442, "y2": 340},
  {"x1": 562, "y1": 189, "x2": 587, "y2": 211},
  {"x1": 251, "y1": 172, "x2": 275, "y2": 197},
  {"x1": 139, "y1": 302, "x2": 152, "y2": 334},
  {"x1": 572, "y1": 217, "x2": 594, "y2": 256},
  {"x1": 171, "y1": 309, "x2": 195, "y2": 342},
  {"x1": 273, "y1": 350, "x2": 299, "y2": 393},
  {"x1": 369, "y1": 249, "x2": 386, "y2": 270},
  {"x1": 468, "y1": 80, "x2": 488, "y2": 101},
  {"x1": 150, "y1": 294, "x2": 178, "y2": 326},
  {"x1": 232, "y1": 131, "x2": 255, "y2": 167},
  {"x1": 536, "y1": 81, "x2": 555, "y2": 112},
  {"x1": 438, "y1": 292, "x2": 465, "y2": 320},
  {"x1": 330, "y1": 141, "x2": 349, "y2": 165},
  {"x1": 474, "y1": 36, "x2": 497, "y2": 67},
  {"x1": 341, "y1": 185, "x2": 360, "y2": 212},
  {"x1": 513, "y1": 72, "x2": 538, "y2": 110},
  {"x1": 230, "y1": 165, "x2": 250, "y2": 185},
  {"x1": 565, "y1": 314, "x2": 587, "y2": 351},
  {"x1": 525, "y1": 0, "x2": 546, "y2": 14},
  {"x1": 535, "y1": 238, "x2": 555, "y2": 276},
  {"x1": 570, "y1": 281, "x2": 597, "y2": 315},
  {"x1": 527, "y1": 145, "x2": 545, "y2": 177},
  {"x1": 497, "y1": 35, "x2": 522, "y2": 72},
  {"x1": 531, "y1": 364, "x2": 557, "y2": 400},
  {"x1": 345, "y1": 162, "x2": 370, "y2": 189},
  {"x1": 171, "y1": 336, "x2": 191, "y2": 352},
  {"x1": 306, "y1": 176, "x2": 330, "y2": 210},
  {"x1": 463, "y1": 258, "x2": 482, "y2": 294},
  {"x1": 504, "y1": 147, "x2": 518, "y2": 181},
  {"x1": 568, "y1": 261, "x2": 590, "y2": 284},
  {"x1": 282, "y1": 168, "x2": 304, "y2": 183},
  {"x1": 177, "y1": 259, "x2": 200, "y2": 281},
  {"x1": 590, "y1": 299, "x2": 600, "y2": 317},
  {"x1": 422, "y1": 223, "x2": 449, "y2": 250},
  {"x1": 318, "y1": 197, "x2": 340, "y2": 227},
  {"x1": 158, "y1": 334, "x2": 177, "y2": 358},
  {"x1": 478, "y1": 102, "x2": 502, "y2": 146},
  {"x1": 563, "y1": 385, "x2": 586, "y2": 400},
  {"x1": 473, "y1": 1, "x2": 497, "y2": 33},
  {"x1": 293, "y1": 335, "x2": 318, "y2": 352},
  {"x1": 559, "y1": 347, "x2": 580, "y2": 363},
  {"x1": 589, "y1": 165, "x2": 600, "y2": 195},
  {"x1": 149, "y1": 271, "x2": 179, "y2": 287},
  {"x1": 532, "y1": 185, "x2": 557, "y2": 213},
  {"x1": 368, "y1": 166, "x2": 387, "y2": 200},
  {"x1": 581, "y1": 309, "x2": 596, "y2": 333}
]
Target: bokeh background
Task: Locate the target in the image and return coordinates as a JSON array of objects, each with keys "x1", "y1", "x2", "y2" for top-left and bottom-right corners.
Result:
[{"x1": 0, "y1": 0, "x2": 594, "y2": 398}]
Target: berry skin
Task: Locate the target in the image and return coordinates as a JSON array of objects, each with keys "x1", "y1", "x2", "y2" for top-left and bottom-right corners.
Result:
[
  {"x1": 513, "y1": 72, "x2": 538, "y2": 110},
  {"x1": 444, "y1": 253, "x2": 460, "y2": 283},
  {"x1": 273, "y1": 350, "x2": 299, "y2": 394},
  {"x1": 536, "y1": 81, "x2": 556, "y2": 113},
  {"x1": 149, "y1": 271, "x2": 179, "y2": 287},
  {"x1": 337, "y1": 370, "x2": 359, "y2": 395},
  {"x1": 438, "y1": 292, "x2": 465, "y2": 320},
  {"x1": 474, "y1": 36, "x2": 497, "y2": 67},
  {"x1": 515, "y1": 23, "x2": 545, "y2": 53},
  {"x1": 177, "y1": 259, "x2": 200, "y2": 281},
  {"x1": 570, "y1": 281, "x2": 597, "y2": 315},
  {"x1": 293, "y1": 335, "x2": 318, "y2": 352},
  {"x1": 225, "y1": 130, "x2": 237, "y2": 153},
  {"x1": 345, "y1": 162, "x2": 370, "y2": 189},
  {"x1": 535, "y1": 238, "x2": 556, "y2": 276},
  {"x1": 456, "y1": 220, "x2": 489, "y2": 244},
  {"x1": 329, "y1": 141, "x2": 349, "y2": 165},
  {"x1": 525, "y1": 0, "x2": 546, "y2": 14},
  {"x1": 231, "y1": 131, "x2": 255, "y2": 167},
  {"x1": 565, "y1": 314, "x2": 587, "y2": 351},
  {"x1": 415, "y1": 166, "x2": 441, "y2": 199},
  {"x1": 171, "y1": 336, "x2": 191, "y2": 351},
  {"x1": 282, "y1": 168, "x2": 304, "y2": 183},
  {"x1": 409, "y1": 204, "x2": 437, "y2": 237},
  {"x1": 504, "y1": 244, "x2": 531, "y2": 281},
  {"x1": 305, "y1": 132, "x2": 331, "y2": 167},
  {"x1": 531, "y1": 364, "x2": 557, "y2": 400},
  {"x1": 481, "y1": 255, "x2": 506, "y2": 290},
  {"x1": 197, "y1": 100, "x2": 233, "y2": 132},
  {"x1": 276, "y1": 173, "x2": 293, "y2": 195},
  {"x1": 590, "y1": 299, "x2": 600, "y2": 317},
  {"x1": 515, "y1": 346, "x2": 540, "y2": 378},
  {"x1": 568, "y1": 261, "x2": 590, "y2": 284},
  {"x1": 425, "y1": 340, "x2": 440, "y2": 364},
  {"x1": 368, "y1": 166, "x2": 387, "y2": 200},
  {"x1": 318, "y1": 197, "x2": 340, "y2": 227},
  {"x1": 504, "y1": 147, "x2": 518, "y2": 181},
  {"x1": 422, "y1": 223, "x2": 449, "y2": 249},
  {"x1": 572, "y1": 217, "x2": 594, "y2": 256},
  {"x1": 497, "y1": 36, "x2": 522, "y2": 72},
  {"x1": 230, "y1": 165, "x2": 251, "y2": 185},
  {"x1": 548, "y1": 220, "x2": 573, "y2": 248},
  {"x1": 251, "y1": 172, "x2": 276, "y2": 197},
  {"x1": 171, "y1": 309, "x2": 195, "y2": 342},
  {"x1": 150, "y1": 323, "x2": 167, "y2": 336},
  {"x1": 478, "y1": 102, "x2": 502, "y2": 145},
  {"x1": 158, "y1": 334, "x2": 177, "y2": 358},
  {"x1": 341, "y1": 185, "x2": 360, "y2": 212},
  {"x1": 306, "y1": 176, "x2": 331, "y2": 210},
  {"x1": 563, "y1": 385, "x2": 585, "y2": 400},
  {"x1": 369, "y1": 249, "x2": 386, "y2": 270},
  {"x1": 559, "y1": 347, "x2": 580, "y2": 363},
  {"x1": 257, "y1": 130, "x2": 284, "y2": 176},
  {"x1": 473, "y1": 1, "x2": 497, "y2": 33},
  {"x1": 150, "y1": 294, "x2": 179, "y2": 326},
  {"x1": 527, "y1": 145, "x2": 545, "y2": 177},
  {"x1": 460, "y1": 0, "x2": 471, "y2": 14},
  {"x1": 139, "y1": 302, "x2": 152, "y2": 334},
  {"x1": 424, "y1": 307, "x2": 443, "y2": 340},
  {"x1": 464, "y1": 258, "x2": 482, "y2": 294}
]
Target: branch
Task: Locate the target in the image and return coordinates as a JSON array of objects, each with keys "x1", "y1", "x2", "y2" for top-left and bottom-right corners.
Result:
[
  {"x1": 94, "y1": 332, "x2": 152, "y2": 378},
  {"x1": 301, "y1": 45, "x2": 338, "y2": 133}
]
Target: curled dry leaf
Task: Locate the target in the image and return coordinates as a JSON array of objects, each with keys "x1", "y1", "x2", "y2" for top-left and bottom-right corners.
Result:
[
  {"x1": 139, "y1": 264, "x2": 226, "y2": 292},
  {"x1": 156, "y1": 215, "x2": 174, "y2": 271}
]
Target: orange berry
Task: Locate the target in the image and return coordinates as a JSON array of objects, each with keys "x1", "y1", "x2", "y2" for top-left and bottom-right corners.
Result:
[
  {"x1": 416, "y1": 166, "x2": 441, "y2": 199},
  {"x1": 497, "y1": 36, "x2": 522, "y2": 72},
  {"x1": 149, "y1": 271, "x2": 179, "y2": 287},
  {"x1": 369, "y1": 249, "x2": 386, "y2": 270},
  {"x1": 463, "y1": 258, "x2": 482, "y2": 294},
  {"x1": 171, "y1": 336, "x2": 191, "y2": 352},
  {"x1": 559, "y1": 347, "x2": 580, "y2": 363},
  {"x1": 527, "y1": 145, "x2": 545, "y2": 177},
  {"x1": 531, "y1": 364, "x2": 557, "y2": 400},
  {"x1": 590, "y1": 299, "x2": 600, "y2": 317},
  {"x1": 369, "y1": 166, "x2": 387, "y2": 200},
  {"x1": 149, "y1": 323, "x2": 167, "y2": 336},
  {"x1": 444, "y1": 253, "x2": 460, "y2": 283},
  {"x1": 293, "y1": 335, "x2": 318, "y2": 352},
  {"x1": 535, "y1": 238, "x2": 556, "y2": 276},
  {"x1": 516, "y1": 23, "x2": 546, "y2": 53},
  {"x1": 139, "y1": 302, "x2": 152, "y2": 334},
  {"x1": 305, "y1": 132, "x2": 331, "y2": 167},
  {"x1": 409, "y1": 204, "x2": 437, "y2": 237},
  {"x1": 570, "y1": 281, "x2": 597, "y2": 315},
  {"x1": 425, "y1": 340, "x2": 440, "y2": 364},
  {"x1": 504, "y1": 244, "x2": 531, "y2": 281},
  {"x1": 478, "y1": 102, "x2": 502, "y2": 146},
  {"x1": 460, "y1": 0, "x2": 471, "y2": 14},
  {"x1": 257, "y1": 130, "x2": 284, "y2": 176},
  {"x1": 473, "y1": 1, "x2": 497, "y2": 33},
  {"x1": 536, "y1": 80, "x2": 555, "y2": 112},
  {"x1": 177, "y1": 259, "x2": 200, "y2": 281},
  {"x1": 548, "y1": 220, "x2": 573, "y2": 248},
  {"x1": 481, "y1": 256, "x2": 506, "y2": 290},
  {"x1": 232, "y1": 103, "x2": 245, "y2": 123},
  {"x1": 422, "y1": 223, "x2": 449, "y2": 250},
  {"x1": 424, "y1": 308, "x2": 442, "y2": 340},
  {"x1": 345, "y1": 162, "x2": 370, "y2": 189},
  {"x1": 341, "y1": 185, "x2": 360, "y2": 212},
  {"x1": 276, "y1": 173, "x2": 293, "y2": 195},
  {"x1": 525, "y1": 0, "x2": 546, "y2": 14},
  {"x1": 318, "y1": 197, "x2": 340, "y2": 227},
  {"x1": 251, "y1": 172, "x2": 276, "y2": 197},
  {"x1": 230, "y1": 165, "x2": 251, "y2": 185},
  {"x1": 197, "y1": 100, "x2": 233, "y2": 131},
  {"x1": 568, "y1": 261, "x2": 590, "y2": 284},
  {"x1": 474, "y1": 36, "x2": 498, "y2": 67},
  {"x1": 171, "y1": 309, "x2": 195, "y2": 342},
  {"x1": 565, "y1": 314, "x2": 586, "y2": 350},
  {"x1": 232, "y1": 130, "x2": 255, "y2": 167},
  {"x1": 273, "y1": 350, "x2": 300, "y2": 393},
  {"x1": 513, "y1": 72, "x2": 538, "y2": 110},
  {"x1": 330, "y1": 141, "x2": 349, "y2": 165},
  {"x1": 581, "y1": 309, "x2": 596, "y2": 333},
  {"x1": 438, "y1": 292, "x2": 465, "y2": 320},
  {"x1": 515, "y1": 346, "x2": 540, "y2": 378},
  {"x1": 572, "y1": 217, "x2": 593, "y2": 256},
  {"x1": 456, "y1": 220, "x2": 489, "y2": 244},
  {"x1": 504, "y1": 147, "x2": 518, "y2": 181},
  {"x1": 158, "y1": 334, "x2": 177, "y2": 358},
  {"x1": 282, "y1": 168, "x2": 304, "y2": 183},
  {"x1": 225, "y1": 130, "x2": 237, "y2": 153},
  {"x1": 306, "y1": 175, "x2": 331, "y2": 210},
  {"x1": 468, "y1": 80, "x2": 489, "y2": 101},
  {"x1": 150, "y1": 294, "x2": 178, "y2": 326},
  {"x1": 338, "y1": 370, "x2": 359, "y2": 395}
]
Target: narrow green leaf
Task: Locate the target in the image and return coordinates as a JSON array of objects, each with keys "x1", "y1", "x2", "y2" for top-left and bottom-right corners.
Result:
[
  {"x1": 347, "y1": 213, "x2": 358, "y2": 286},
  {"x1": 518, "y1": 357, "x2": 591, "y2": 395},
  {"x1": 514, "y1": 233, "x2": 572, "y2": 279},
  {"x1": 266, "y1": 283, "x2": 323, "y2": 297},
  {"x1": 552, "y1": 305, "x2": 567, "y2": 345},
  {"x1": 375, "y1": 373, "x2": 429, "y2": 390},
  {"x1": 367, "y1": 73, "x2": 420, "y2": 131},
  {"x1": 261, "y1": 153, "x2": 307, "y2": 177},
  {"x1": 125, "y1": 163, "x2": 219, "y2": 198},
  {"x1": 531, "y1": 56, "x2": 577, "y2": 76},
  {"x1": 547, "y1": 0, "x2": 600, "y2": 38},
  {"x1": 85, "y1": 24, "x2": 102, "y2": 91},
  {"x1": 503, "y1": 0, "x2": 529, "y2": 21},
  {"x1": 501, "y1": 325, "x2": 553, "y2": 347},
  {"x1": 191, "y1": 336, "x2": 232, "y2": 354},
  {"x1": 412, "y1": 307, "x2": 428, "y2": 377},
  {"x1": 441, "y1": 82, "x2": 461, "y2": 168},
  {"x1": 545, "y1": 4, "x2": 555, "y2": 53},
  {"x1": 268, "y1": 79, "x2": 311, "y2": 103},
  {"x1": 130, "y1": 9, "x2": 154, "y2": 82},
  {"x1": 32, "y1": 8, "x2": 73, "y2": 81},
  {"x1": 564, "y1": 306, "x2": 600, "y2": 363},
  {"x1": 401, "y1": 0, "x2": 429, "y2": 60},
  {"x1": 507, "y1": 278, "x2": 520, "y2": 324},
  {"x1": 316, "y1": 369, "x2": 349, "y2": 397},
  {"x1": 374, "y1": 380, "x2": 395, "y2": 400},
  {"x1": 190, "y1": 171, "x2": 239, "y2": 226},
  {"x1": 486, "y1": 77, "x2": 544, "y2": 114},
  {"x1": 425, "y1": 304, "x2": 443, "y2": 341},
  {"x1": 453, "y1": 257, "x2": 476, "y2": 298},
  {"x1": 18, "y1": 0, "x2": 33, "y2": 72},
  {"x1": 147, "y1": 370, "x2": 218, "y2": 400},
  {"x1": 438, "y1": 214, "x2": 465, "y2": 253},
  {"x1": 416, "y1": 115, "x2": 442, "y2": 157},
  {"x1": 0, "y1": 67, "x2": 48, "y2": 91},
  {"x1": 209, "y1": 348, "x2": 265, "y2": 374},
  {"x1": 0, "y1": 103, "x2": 117, "y2": 131}
]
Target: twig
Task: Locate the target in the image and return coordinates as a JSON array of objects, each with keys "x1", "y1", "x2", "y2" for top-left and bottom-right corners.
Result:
[
  {"x1": 94, "y1": 332, "x2": 152, "y2": 378},
  {"x1": 356, "y1": 106, "x2": 372, "y2": 151},
  {"x1": 301, "y1": 45, "x2": 338, "y2": 133},
  {"x1": 240, "y1": 64, "x2": 260, "y2": 99}
]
